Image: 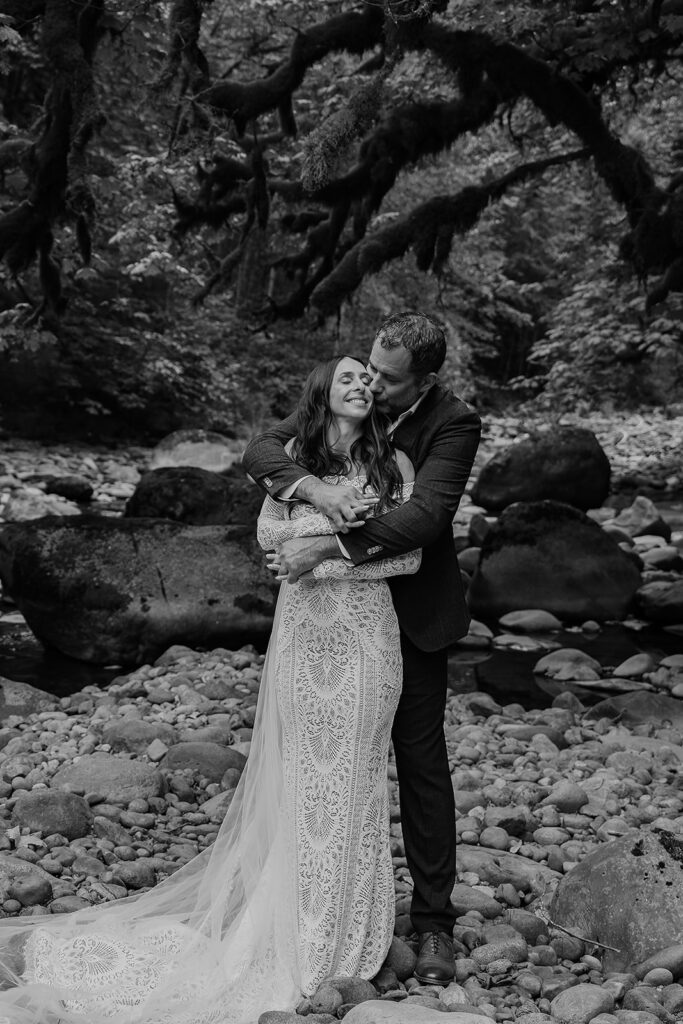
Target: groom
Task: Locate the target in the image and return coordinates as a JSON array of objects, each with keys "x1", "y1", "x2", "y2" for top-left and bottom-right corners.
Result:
[{"x1": 243, "y1": 311, "x2": 481, "y2": 984}]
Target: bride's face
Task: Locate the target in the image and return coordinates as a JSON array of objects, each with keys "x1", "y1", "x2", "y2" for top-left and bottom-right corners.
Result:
[{"x1": 328, "y1": 357, "x2": 373, "y2": 422}]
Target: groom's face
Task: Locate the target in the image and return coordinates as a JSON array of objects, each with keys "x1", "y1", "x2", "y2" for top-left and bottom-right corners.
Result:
[{"x1": 366, "y1": 341, "x2": 425, "y2": 419}]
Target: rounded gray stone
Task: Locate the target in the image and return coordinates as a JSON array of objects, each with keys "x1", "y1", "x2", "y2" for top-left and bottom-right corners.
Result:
[
  {"x1": 550, "y1": 983, "x2": 615, "y2": 1024},
  {"x1": 13, "y1": 790, "x2": 93, "y2": 840},
  {"x1": 52, "y1": 753, "x2": 166, "y2": 802}
]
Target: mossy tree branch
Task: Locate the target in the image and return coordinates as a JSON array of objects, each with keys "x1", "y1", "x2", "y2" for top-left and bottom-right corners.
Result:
[{"x1": 308, "y1": 148, "x2": 590, "y2": 316}]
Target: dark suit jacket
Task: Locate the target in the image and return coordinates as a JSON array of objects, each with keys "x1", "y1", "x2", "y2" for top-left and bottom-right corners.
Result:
[{"x1": 242, "y1": 383, "x2": 481, "y2": 652}]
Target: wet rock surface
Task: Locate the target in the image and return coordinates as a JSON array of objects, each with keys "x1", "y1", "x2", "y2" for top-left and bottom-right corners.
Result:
[{"x1": 472, "y1": 427, "x2": 611, "y2": 513}]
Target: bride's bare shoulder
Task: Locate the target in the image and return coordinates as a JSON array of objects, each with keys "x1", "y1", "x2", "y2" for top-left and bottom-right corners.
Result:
[{"x1": 394, "y1": 449, "x2": 415, "y2": 483}]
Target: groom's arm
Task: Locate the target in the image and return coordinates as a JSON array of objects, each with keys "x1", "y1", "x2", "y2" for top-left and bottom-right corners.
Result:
[
  {"x1": 242, "y1": 412, "x2": 305, "y2": 497},
  {"x1": 243, "y1": 415, "x2": 379, "y2": 531},
  {"x1": 341, "y1": 407, "x2": 481, "y2": 565}
]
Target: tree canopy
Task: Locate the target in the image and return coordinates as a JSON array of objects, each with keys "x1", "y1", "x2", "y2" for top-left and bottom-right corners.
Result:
[{"x1": 0, "y1": 0, "x2": 682, "y2": 435}]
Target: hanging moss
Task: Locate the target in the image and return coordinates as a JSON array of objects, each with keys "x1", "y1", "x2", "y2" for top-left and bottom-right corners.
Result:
[
  {"x1": 301, "y1": 68, "x2": 388, "y2": 191},
  {"x1": 156, "y1": 0, "x2": 211, "y2": 94},
  {"x1": 0, "y1": 0, "x2": 103, "y2": 308},
  {"x1": 310, "y1": 148, "x2": 588, "y2": 316}
]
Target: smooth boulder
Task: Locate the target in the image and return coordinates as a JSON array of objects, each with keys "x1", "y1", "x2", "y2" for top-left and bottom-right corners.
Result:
[
  {"x1": 51, "y1": 753, "x2": 166, "y2": 802},
  {"x1": 149, "y1": 429, "x2": 240, "y2": 472},
  {"x1": 471, "y1": 427, "x2": 610, "y2": 512},
  {"x1": 125, "y1": 465, "x2": 263, "y2": 527},
  {"x1": 468, "y1": 501, "x2": 641, "y2": 623},
  {"x1": 549, "y1": 831, "x2": 683, "y2": 971},
  {"x1": 0, "y1": 516, "x2": 277, "y2": 665},
  {"x1": 637, "y1": 580, "x2": 683, "y2": 625}
]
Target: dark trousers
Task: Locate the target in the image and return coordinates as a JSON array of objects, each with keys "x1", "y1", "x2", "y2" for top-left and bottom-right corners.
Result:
[{"x1": 392, "y1": 631, "x2": 456, "y2": 935}]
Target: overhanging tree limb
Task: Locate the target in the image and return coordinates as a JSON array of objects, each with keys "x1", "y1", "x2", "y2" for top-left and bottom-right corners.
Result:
[
  {"x1": 310, "y1": 148, "x2": 590, "y2": 316},
  {"x1": 197, "y1": 4, "x2": 385, "y2": 136}
]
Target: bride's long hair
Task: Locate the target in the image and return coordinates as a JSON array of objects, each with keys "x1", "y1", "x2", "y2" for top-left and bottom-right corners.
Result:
[{"x1": 291, "y1": 355, "x2": 403, "y2": 513}]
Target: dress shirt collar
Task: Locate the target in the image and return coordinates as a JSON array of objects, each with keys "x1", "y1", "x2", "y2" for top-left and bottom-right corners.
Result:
[{"x1": 387, "y1": 384, "x2": 434, "y2": 436}]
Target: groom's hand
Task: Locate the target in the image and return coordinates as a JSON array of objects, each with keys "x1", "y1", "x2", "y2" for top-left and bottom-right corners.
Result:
[
  {"x1": 266, "y1": 536, "x2": 339, "y2": 583},
  {"x1": 295, "y1": 479, "x2": 378, "y2": 532}
]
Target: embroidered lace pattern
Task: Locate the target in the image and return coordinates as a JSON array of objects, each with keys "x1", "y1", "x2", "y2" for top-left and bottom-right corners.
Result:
[{"x1": 258, "y1": 478, "x2": 419, "y2": 993}]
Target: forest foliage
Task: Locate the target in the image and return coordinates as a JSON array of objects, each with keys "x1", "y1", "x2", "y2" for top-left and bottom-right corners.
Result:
[{"x1": 0, "y1": 0, "x2": 682, "y2": 439}]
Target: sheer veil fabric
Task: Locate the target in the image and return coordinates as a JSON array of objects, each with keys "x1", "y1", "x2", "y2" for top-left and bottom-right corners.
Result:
[{"x1": 0, "y1": 587, "x2": 302, "y2": 1024}]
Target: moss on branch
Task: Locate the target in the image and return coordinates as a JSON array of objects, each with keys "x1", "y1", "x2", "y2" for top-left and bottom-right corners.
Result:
[
  {"x1": 310, "y1": 149, "x2": 589, "y2": 316},
  {"x1": 199, "y1": 4, "x2": 385, "y2": 136}
]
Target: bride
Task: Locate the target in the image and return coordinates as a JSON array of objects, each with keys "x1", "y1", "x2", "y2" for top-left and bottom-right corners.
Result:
[{"x1": 0, "y1": 355, "x2": 420, "y2": 1024}]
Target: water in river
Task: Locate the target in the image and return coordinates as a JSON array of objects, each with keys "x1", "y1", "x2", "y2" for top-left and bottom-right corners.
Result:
[{"x1": 0, "y1": 611, "x2": 679, "y2": 711}]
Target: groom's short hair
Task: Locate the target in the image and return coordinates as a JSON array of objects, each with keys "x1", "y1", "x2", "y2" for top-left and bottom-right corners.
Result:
[{"x1": 375, "y1": 311, "x2": 447, "y2": 378}]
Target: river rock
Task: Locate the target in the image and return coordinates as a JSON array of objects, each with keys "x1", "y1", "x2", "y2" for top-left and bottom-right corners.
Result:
[
  {"x1": 472, "y1": 935, "x2": 528, "y2": 966},
  {"x1": 125, "y1": 465, "x2": 263, "y2": 528},
  {"x1": 102, "y1": 717, "x2": 177, "y2": 753},
  {"x1": 456, "y1": 847, "x2": 560, "y2": 893},
  {"x1": 550, "y1": 983, "x2": 615, "y2": 1024},
  {"x1": 149, "y1": 429, "x2": 240, "y2": 473},
  {"x1": 471, "y1": 427, "x2": 611, "y2": 512},
  {"x1": 2, "y1": 491, "x2": 81, "y2": 521},
  {"x1": 383, "y1": 936, "x2": 417, "y2": 981},
  {"x1": 533, "y1": 649, "x2": 602, "y2": 682},
  {"x1": 324, "y1": 977, "x2": 377, "y2": 1005},
  {"x1": 52, "y1": 753, "x2": 166, "y2": 802},
  {"x1": 0, "y1": 854, "x2": 55, "y2": 896},
  {"x1": 110, "y1": 859, "x2": 156, "y2": 890},
  {"x1": 637, "y1": 581, "x2": 683, "y2": 625},
  {"x1": 498, "y1": 609, "x2": 563, "y2": 632},
  {"x1": 451, "y1": 883, "x2": 504, "y2": 918},
  {"x1": 43, "y1": 475, "x2": 94, "y2": 503},
  {"x1": 585, "y1": 692, "x2": 683, "y2": 729},
  {"x1": 613, "y1": 654, "x2": 655, "y2": 678},
  {"x1": 0, "y1": 676, "x2": 58, "y2": 720},
  {"x1": 604, "y1": 497, "x2": 672, "y2": 542},
  {"x1": 162, "y1": 742, "x2": 247, "y2": 782},
  {"x1": 13, "y1": 790, "x2": 93, "y2": 840},
  {"x1": 540, "y1": 782, "x2": 588, "y2": 813},
  {"x1": 549, "y1": 831, "x2": 683, "y2": 971},
  {"x1": 8, "y1": 875, "x2": 53, "y2": 907},
  {"x1": 343, "y1": 1004, "x2": 494, "y2": 1024},
  {"x1": 635, "y1": 945, "x2": 683, "y2": 981},
  {"x1": 467, "y1": 502, "x2": 641, "y2": 622},
  {"x1": 0, "y1": 516, "x2": 277, "y2": 664}
]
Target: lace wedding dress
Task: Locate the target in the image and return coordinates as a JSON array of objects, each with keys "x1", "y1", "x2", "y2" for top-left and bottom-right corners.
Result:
[{"x1": 0, "y1": 478, "x2": 419, "y2": 1024}]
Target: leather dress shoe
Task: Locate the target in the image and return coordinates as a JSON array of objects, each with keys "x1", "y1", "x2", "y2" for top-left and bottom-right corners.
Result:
[{"x1": 414, "y1": 930, "x2": 455, "y2": 985}]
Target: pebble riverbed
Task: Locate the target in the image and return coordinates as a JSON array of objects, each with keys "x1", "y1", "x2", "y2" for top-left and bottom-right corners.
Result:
[{"x1": 0, "y1": 642, "x2": 682, "y2": 1024}]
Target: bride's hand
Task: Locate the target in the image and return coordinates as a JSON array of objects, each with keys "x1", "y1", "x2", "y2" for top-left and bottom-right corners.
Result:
[
  {"x1": 266, "y1": 536, "x2": 339, "y2": 583},
  {"x1": 296, "y1": 480, "x2": 379, "y2": 533}
]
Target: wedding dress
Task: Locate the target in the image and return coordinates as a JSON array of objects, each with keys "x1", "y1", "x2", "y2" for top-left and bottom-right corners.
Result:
[{"x1": 0, "y1": 477, "x2": 419, "y2": 1024}]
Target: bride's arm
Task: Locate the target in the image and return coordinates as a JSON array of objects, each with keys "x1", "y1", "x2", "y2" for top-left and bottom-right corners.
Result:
[
  {"x1": 256, "y1": 495, "x2": 336, "y2": 551},
  {"x1": 311, "y1": 459, "x2": 421, "y2": 580}
]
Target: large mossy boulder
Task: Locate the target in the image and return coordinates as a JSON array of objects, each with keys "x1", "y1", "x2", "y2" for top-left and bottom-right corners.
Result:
[
  {"x1": 124, "y1": 465, "x2": 263, "y2": 527},
  {"x1": 472, "y1": 426, "x2": 611, "y2": 512},
  {"x1": 549, "y1": 831, "x2": 683, "y2": 971},
  {"x1": 467, "y1": 501, "x2": 641, "y2": 623},
  {"x1": 0, "y1": 516, "x2": 277, "y2": 665}
]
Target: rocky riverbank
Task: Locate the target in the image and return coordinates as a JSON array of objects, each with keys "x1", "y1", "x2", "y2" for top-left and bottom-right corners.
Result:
[
  {"x1": 0, "y1": 413, "x2": 682, "y2": 1022},
  {"x1": 0, "y1": 640, "x2": 681, "y2": 1023}
]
